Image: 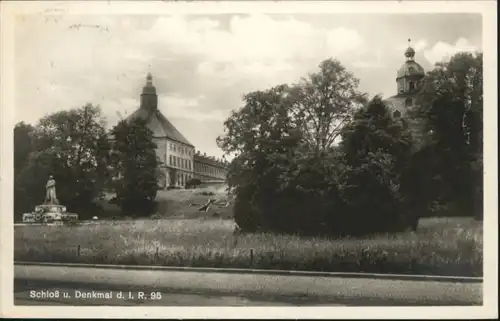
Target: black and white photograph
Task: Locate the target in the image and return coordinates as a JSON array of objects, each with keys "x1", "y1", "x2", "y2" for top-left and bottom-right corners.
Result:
[{"x1": 1, "y1": 0, "x2": 497, "y2": 319}]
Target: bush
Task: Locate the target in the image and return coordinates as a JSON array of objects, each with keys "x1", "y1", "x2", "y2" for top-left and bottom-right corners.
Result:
[{"x1": 186, "y1": 178, "x2": 202, "y2": 189}]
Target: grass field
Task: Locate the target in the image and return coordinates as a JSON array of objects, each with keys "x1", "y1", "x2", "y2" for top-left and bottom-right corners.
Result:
[
  {"x1": 97, "y1": 185, "x2": 234, "y2": 220},
  {"x1": 14, "y1": 216, "x2": 483, "y2": 277}
]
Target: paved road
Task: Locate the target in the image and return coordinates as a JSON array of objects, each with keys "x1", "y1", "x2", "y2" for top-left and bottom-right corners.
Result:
[{"x1": 14, "y1": 264, "x2": 482, "y2": 306}]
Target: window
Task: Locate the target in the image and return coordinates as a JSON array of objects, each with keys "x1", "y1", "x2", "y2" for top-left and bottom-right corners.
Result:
[
  {"x1": 408, "y1": 82, "x2": 415, "y2": 91},
  {"x1": 173, "y1": 145, "x2": 177, "y2": 152},
  {"x1": 405, "y1": 98, "x2": 412, "y2": 108},
  {"x1": 169, "y1": 155, "x2": 173, "y2": 165},
  {"x1": 393, "y1": 110, "x2": 401, "y2": 118}
]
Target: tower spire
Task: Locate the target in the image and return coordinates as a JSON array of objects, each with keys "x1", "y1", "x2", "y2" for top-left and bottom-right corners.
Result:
[
  {"x1": 141, "y1": 68, "x2": 157, "y2": 110},
  {"x1": 404, "y1": 38, "x2": 415, "y2": 61}
]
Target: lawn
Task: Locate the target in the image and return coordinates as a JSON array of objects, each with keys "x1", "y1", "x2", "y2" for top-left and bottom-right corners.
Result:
[{"x1": 14, "y1": 217, "x2": 483, "y2": 277}]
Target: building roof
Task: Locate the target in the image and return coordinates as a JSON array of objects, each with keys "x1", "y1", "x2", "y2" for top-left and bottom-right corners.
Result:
[
  {"x1": 194, "y1": 152, "x2": 228, "y2": 168},
  {"x1": 397, "y1": 60, "x2": 425, "y2": 79},
  {"x1": 125, "y1": 107, "x2": 194, "y2": 147},
  {"x1": 397, "y1": 40, "x2": 425, "y2": 79}
]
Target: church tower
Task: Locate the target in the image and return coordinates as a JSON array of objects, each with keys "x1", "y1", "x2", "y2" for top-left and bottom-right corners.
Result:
[
  {"x1": 395, "y1": 39, "x2": 425, "y2": 99},
  {"x1": 140, "y1": 72, "x2": 158, "y2": 112},
  {"x1": 385, "y1": 39, "x2": 426, "y2": 115}
]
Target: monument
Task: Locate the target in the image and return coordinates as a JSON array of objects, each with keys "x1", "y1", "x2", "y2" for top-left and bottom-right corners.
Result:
[
  {"x1": 45, "y1": 175, "x2": 59, "y2": 205},
  {"x1": 22, "y1": 176, "x2": 79, "y2": 224}
]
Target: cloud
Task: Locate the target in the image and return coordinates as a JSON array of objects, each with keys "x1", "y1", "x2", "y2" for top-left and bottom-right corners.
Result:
[
  {"x1": 16, "y1": 14, "x2": 367, "y2": 125},
  {"x1": 352, "y1": 48, "x2": 385, "y2": 69},
  {"x1": 423, "y1": 38, "x2": 479, "y2": 65},
  {"x1": 15, "y1": 14, "x2": 481, "y2": 157}
]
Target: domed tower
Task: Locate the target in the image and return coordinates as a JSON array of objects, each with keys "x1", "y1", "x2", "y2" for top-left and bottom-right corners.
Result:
[
  {"x1": 384, "y1": 39, "x2": 427, "y2": 143},
  {"x1": 385, "y1": 39, "x2": 426, "y2": 118},
  {"x1": 396, "y1": 39, "x2": 425, "y2": 96},
  {"x1": 140, "y1": 72, "x2": 158, "y2": 111}
]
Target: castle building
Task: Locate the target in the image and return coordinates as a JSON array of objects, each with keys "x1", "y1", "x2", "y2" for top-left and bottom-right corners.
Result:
[{"x1": 124, "y1": 72, "x2": 228, "y2": 189}]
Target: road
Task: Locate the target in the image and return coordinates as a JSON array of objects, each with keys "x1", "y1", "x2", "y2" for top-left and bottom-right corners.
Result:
[{"x1": 14, "y1": 264, "x2": 482, "y2": 306}]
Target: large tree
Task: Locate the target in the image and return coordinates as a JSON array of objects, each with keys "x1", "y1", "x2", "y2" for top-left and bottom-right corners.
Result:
[
  {"x1": 110, "y1": 118, "x2": 159, "y2": 216},
  {"x1": 218, "y1": 59, "x2": 368, "y2": 235},
  {"x1": 339, "y1": 96, "x2": 417, "y2": 233},
  {"x1": 14, "y1": 122, "x2": 35, "y2": 177},
  {"x1": 291, "y1": 59, "x2": 367, "y2": 155},
  {"x1": 411, "y1": 51, "x2": 483, "y2": 218},
  {"x1": 217, "y1": 84, "x2": 302, "y2": 232},
  {"x1": 15, "y1": 104, "x2": 110, "y2": 217}
]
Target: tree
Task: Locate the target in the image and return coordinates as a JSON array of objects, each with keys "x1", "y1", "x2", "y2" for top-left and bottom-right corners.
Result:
[
  {"x1": 14, "y1": 122, "x2": 35, "y2": 177},
  {"x1": 15, "y1": 104, "x2": 110, "y2": 218},
  {"x1": 291, "y1": 59, "x2": 367, "y2": 155},
  {"x1": 411, "y1": 52, "x2": 483, "y2": 219},
  {"x1": 110, "y1": 118, "x2": 159, "y2": 216},
  {"x1": 339, "y1": 96, "x2": 417, "y2": 234},
  {"x1": 218, "y1": 59, "x2": 370, "y2": 235},
  {"x1": 218, "y1": 84, "x2": 304, "y2": 232}
]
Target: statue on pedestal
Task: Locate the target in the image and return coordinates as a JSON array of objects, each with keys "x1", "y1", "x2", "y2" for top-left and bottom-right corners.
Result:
[{"x1": 45, "y1": 175, "x2": 59, "y2": 205}]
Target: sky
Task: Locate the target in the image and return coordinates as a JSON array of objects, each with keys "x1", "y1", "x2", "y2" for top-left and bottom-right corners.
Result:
[{"x1": 15, "y1": 13, "x2": 482, "y2": 159}]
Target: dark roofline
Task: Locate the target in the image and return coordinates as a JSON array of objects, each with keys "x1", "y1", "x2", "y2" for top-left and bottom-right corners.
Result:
[
  {"x1": 193, "y1": 153, "x2": 227, "y2": 169},
  {"x1": 154, "y1": 110, "x2": 194, "y2": 147}
]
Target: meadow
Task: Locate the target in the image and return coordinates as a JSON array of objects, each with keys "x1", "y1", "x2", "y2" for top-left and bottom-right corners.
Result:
[{"x1": 14, "y1": 216, "x2": 483, "y2": 277}]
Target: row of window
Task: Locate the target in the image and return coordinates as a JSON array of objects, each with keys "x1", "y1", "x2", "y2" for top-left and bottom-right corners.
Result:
[
  {"x1": 170, "y1": 155, "x2": 192, "y2": 170},
  {"x1": 168, "y1": 154, "x2": 226, "y2": 178},
  {"x1": 169, "y1": 142, "x2": 193, "y2": 156},
  {"x1": 194, "y1": 162, "x2": 226, "y2": 178}
]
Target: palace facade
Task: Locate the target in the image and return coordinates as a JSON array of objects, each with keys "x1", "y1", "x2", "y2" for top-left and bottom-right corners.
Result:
[{"x1": 123, "y1": 72, "x2": 228, "y2": 189}]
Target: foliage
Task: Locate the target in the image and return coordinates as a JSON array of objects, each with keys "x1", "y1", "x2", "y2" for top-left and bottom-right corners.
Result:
[
  {"x1": 218, "y1": 84, "x2": 307, "y2": 233},
  {"x1": 14, "y1": 122, "x2": 36, "y2": 216},
  {"x1": 110, "y1": 118, "x2": 159, "y2": 216},
  {"x1": 410, "y1": 52, "x2": 483, "y2": 219},
  {"x1": 339, "y1": 96, "x2": 417, "y2": 234},
  {"x1": 186, "y1": 178, "x2": 202, "y2": 189},
  {"x1": 219, "y1": 59, "x2": 418, "y2": 236},
  {"x1": 14, "y1": 122, "x2": 35, "y2": 177},
  {"x1": 290, "y1": 59, "x2": 368, "y2": 154},
  {"x1": 14, "y1": 104, "x2": 110, "y2": 218}
]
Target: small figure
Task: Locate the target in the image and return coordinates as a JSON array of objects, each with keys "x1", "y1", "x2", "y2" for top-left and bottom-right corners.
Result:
[{"x1": 45, "y1": 175, "x2": 59, "y2": 205}]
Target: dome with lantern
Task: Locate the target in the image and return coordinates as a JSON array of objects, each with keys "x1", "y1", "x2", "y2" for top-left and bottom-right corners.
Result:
[{"x1": 396, "y1": 40, "x2": 425, "y2": 80}]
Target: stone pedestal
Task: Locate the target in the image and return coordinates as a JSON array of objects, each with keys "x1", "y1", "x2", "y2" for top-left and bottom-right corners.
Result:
[{"x1": 22, "y1": 204, "x2": 78, "y2": 224}]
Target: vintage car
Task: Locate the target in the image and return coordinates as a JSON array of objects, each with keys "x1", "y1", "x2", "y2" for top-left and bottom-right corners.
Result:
[{"x1": 22, "y1": 204, "x2": 78, "y2": 224}]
